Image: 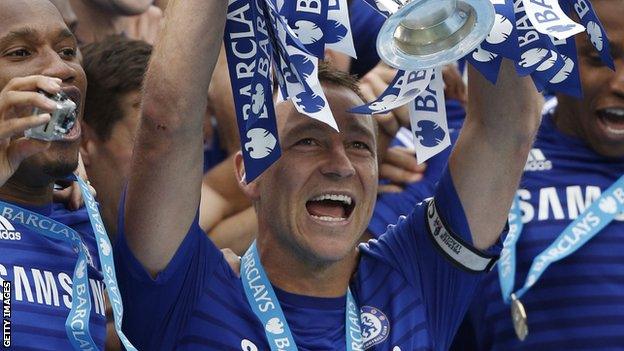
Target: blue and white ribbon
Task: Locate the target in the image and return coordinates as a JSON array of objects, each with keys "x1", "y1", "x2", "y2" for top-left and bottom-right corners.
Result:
[
  {"x1": 225, "y1": 0, "x2": 282, "y2": 181},
  {"x1": 409, "y1": 67, "x2": 451, "y2": 164},
  {"x1": 499, "y1": 176, "x2": 624, "y2": 304},
  {"x1": 326, "y1": 0, "x2": 357, "y2": 58},
  {"x1": 469, "y1": 0, "x2": 614, "y2": 91},
  {"x1": 280, "y1": 0, "x2": 329, "y2": 58},
  {"x1": 350, "y1": 69, "x2": 433, "y2": 115},
  {"x1": 73, "y1": 176, "x2": 136, "y2": 351},
  {"x1": 571, "y1": 0, "x2": 614, "y2": 69},
  {"x1": 522, "y1": 0, "x2": 584, "y2": 40},
  {"x1": 498, "y1": 194, "x2": 524, "y2": 303},
  {"x1": 241, "y1": 241, "x2": 363, "y2": 350}
]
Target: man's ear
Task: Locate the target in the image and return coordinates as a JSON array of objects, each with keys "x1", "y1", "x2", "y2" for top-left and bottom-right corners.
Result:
[
  {"x1": 234, "y1": 151, "x2": 260, "y2": 200},
  {"x1": 79, "y1": 125, "x2": 97, "y2": 168}
]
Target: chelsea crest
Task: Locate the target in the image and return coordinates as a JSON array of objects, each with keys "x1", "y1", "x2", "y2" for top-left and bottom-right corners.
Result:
[{"x1": 360, "y1": 306, "x2": 390, "y2": 348}]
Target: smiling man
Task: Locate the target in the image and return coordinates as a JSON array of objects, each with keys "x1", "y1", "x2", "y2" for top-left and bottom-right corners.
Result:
[
  {"x1": 115, "y1": 0, "x2": 541, "y2": 350},
  {"x1": 0, "y1": 0, "x2": 108, "y2": 349},
  {"x1": 466, "y1": 0, "x2": 624, "y2": 349}
]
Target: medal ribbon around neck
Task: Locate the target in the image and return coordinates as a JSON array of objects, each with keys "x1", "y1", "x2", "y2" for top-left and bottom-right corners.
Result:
[
  {"x1": 498, "y1": 176, "x2": 624, "y2": 339},
  {"x1": 0, "y1": 175, "x2": 136, "y2": 351},
  {"x1": 241, "y1": 241, "x2": 364, "y2": 351}
]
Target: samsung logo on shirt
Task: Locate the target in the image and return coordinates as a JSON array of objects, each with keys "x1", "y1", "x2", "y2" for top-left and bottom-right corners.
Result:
[
  {"x1": 0, "y1": 264, "x2": 105, "y2": 316},
  {"x1": 0, "y1": 216, "x2": 20, "y2": 241},
  {"x1": 517, "y1": 185, "x2": 624, "y2": 223}
]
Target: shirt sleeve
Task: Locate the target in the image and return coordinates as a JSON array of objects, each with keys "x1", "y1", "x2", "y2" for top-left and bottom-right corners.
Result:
[
  {"x1": 360, "y1": 167, "x2": 503, "y2": 349},
  {"x1": 113, "y1": 192, "x2": 224, "y2": 350}
]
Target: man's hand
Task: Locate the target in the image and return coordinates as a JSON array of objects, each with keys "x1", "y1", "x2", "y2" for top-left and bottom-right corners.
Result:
[
  {"x1": 359, "y1": 63, "x2": 427, "y2": 193},
  {"x1": 0, "y1": 76, "x2": 65, "y2": 187},
  {"x1": 379, "y1": 146, "x2": 426, "y2": 193},
  {"x1": 53, "y1": 153, "x2": 96, "y2": 210},
  {"x1": 358, "y1": 63, "x2": 409, "y2": 160},
  {"x1": 442, "y1": 64, "x2": 467, "y2": 104}
]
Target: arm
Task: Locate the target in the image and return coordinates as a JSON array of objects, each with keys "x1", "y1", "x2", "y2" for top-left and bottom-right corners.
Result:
[
  {"x1": 449, "y1": 60, "x2": 542, "y2": 250},
  {"x1": 209, "y1": 207, "x2": 257, "y2": 255},
  {"x1": 124, "y1": 0, "x2": 227, "y2": 276}
]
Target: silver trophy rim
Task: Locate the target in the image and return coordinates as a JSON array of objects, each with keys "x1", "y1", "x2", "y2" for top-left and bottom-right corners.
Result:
[{"x1": 376, "y1": 0, "x2": 496, "y2": 71}]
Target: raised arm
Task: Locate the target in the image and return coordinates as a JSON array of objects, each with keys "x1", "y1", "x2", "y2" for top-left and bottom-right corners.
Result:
[
  {"x1": 124, "y1": 0, "x2": 227, "y2": 275},
  {"x1": 450, "y1": 60, "x2": 542, "y2": 250}
]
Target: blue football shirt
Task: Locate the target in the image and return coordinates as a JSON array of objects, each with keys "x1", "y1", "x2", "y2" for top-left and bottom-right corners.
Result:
[
  {"x1": 116, "y1": 168, "x2": 501, "y2": 350},
  {"x1": 468, "y1": 99, "x2": 624, "y2": 350},
  {"x1": 0, "y1": 202, "x2": 106, "y2": 350}
]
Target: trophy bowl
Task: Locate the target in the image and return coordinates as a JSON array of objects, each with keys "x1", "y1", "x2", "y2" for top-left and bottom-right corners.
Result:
[{"x1": 377, "y1": 0, "x2": 495, "y2": 70}]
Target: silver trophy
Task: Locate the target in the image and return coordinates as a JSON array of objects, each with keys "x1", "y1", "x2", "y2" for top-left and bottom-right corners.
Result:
[{"x1": 376, "y1": 0, "x2": 495, "y2": 70}]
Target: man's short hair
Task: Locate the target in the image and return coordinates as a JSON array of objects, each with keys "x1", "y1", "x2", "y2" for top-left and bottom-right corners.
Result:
[
  {"x1": 317, "y1": 61, "x2": 366, "y2": 102},
  {"x1": 82, "y1": 35, "x2": 152, "y2": 141}
]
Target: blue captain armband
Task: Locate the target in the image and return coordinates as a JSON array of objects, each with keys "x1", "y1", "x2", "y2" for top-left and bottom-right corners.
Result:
[{"x1": 425, "y1": 198, "x2": 499, "y2": 273}]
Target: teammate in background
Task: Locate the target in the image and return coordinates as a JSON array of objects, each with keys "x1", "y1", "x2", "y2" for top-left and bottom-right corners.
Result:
[
  {"x1": 80, "y1": 36, "x2": 151, "y2": 242},
  {"x1": 467, "y1": 1, "x2": 624, "y2": 349},
  {"x1": 68, "y1": 0, "x2": 163, "y2": 45},
  {"x1": 49, "y1": 0, "x2": 79, "y2": 34},
  {"x1": 0, "y1": 1, "x2": 107, "y2": 349},
  {"x1": 116, "y1": 1, "x2": 541, "y2": 351}
]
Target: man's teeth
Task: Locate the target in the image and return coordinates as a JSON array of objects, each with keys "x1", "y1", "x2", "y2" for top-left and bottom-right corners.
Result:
[
  {"x1": 309, "y1": 194, "x2": 353, "y2": 205},
  {"x1": 605, "y1": 108, "x2": 624, "y2": 117},
  {"x1": 310, "y1": 215, "x2": 347, "y2": 222}
]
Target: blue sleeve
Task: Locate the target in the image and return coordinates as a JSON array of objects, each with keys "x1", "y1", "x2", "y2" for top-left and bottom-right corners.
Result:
[
  {"x1": 361, "y1": 168, "x2": 503, "y2": 349},
  {"x1": 114, "y1": 196, "x2": 223, "y2": 350}
]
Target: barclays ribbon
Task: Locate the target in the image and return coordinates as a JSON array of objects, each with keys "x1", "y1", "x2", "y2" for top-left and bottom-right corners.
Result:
[
  {"x1": 350, "y1": 69, "x2": 433, "y2": 115},
  {"x1": 241, "y1": 241, "x2": 363, "y2": 351},
  {"x1": 280, "y1": 0, "x2": 329, "y2": 58},
  {"x1": 73, "y1": 176, "x2": 137, "y2": 351},
  {"x1": 546, "y1": 30, "x2": 582, "y2": 97},
  {"x1": 326, "y1": 0, "x2": 357, "y2": 58},
  {"x1": 481, "y1": 0, "x2": 519, "y2": 62},
  {"x1": 224, "y1": 0, "x2": 281, "y2": 182},
  {"x1": 0, "y1": 175, "x2": 136, "y2": 351},
  {"x1": 499, "y1": 176, "x2": 624, "y2": 304},
  {"x1": 265, "y1": 0, "x2": 339, "y2": 131},
  {"x1": 409, "y1": 67, "x2": 451, "y2": 164},
  {"x1": 465, "y1": 0, "x2": 613, "y2": 95},
  {"x1": 521, "y1": 0, "x2": 584, "y2": 40},
  {"x1": 571, "y1": 0, "x2": 615, "y2": 69},
  {"x1": 498, "y1": 194, "x2": 524, "y2": 303}
]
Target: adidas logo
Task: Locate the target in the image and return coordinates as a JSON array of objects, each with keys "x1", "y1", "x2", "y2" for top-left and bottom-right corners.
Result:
[
  {"x1": 524, "y1": 148, "x2": 552, "y2": 171},
  {"x1": 0, "y1": 215, "x2": 21, "y2": 241}
]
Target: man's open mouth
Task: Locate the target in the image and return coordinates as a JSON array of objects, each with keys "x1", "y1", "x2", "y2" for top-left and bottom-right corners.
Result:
[
  {"x1": 597, "y1": 107, "x2": 624, "y2": 135},
  {"x1": 306, "y1": 193, "x2": 356, "y2": 222}
]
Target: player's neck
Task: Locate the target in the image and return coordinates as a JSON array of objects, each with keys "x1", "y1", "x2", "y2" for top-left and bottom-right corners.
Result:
[
  {"x1": 552, "y1": 102, "x2": 581, "y2": 139},
  {"x1": 257, "y1": 237, "x2": 358, "y2": 298},
  {"x1": 0, "y1": 178, "x2": 54, "y2": 208}
]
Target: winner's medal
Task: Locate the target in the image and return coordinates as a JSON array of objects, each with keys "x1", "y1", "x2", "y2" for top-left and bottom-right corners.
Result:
[{"x1": 510, "y1": 293, "x2": 528, "y2": 341}]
